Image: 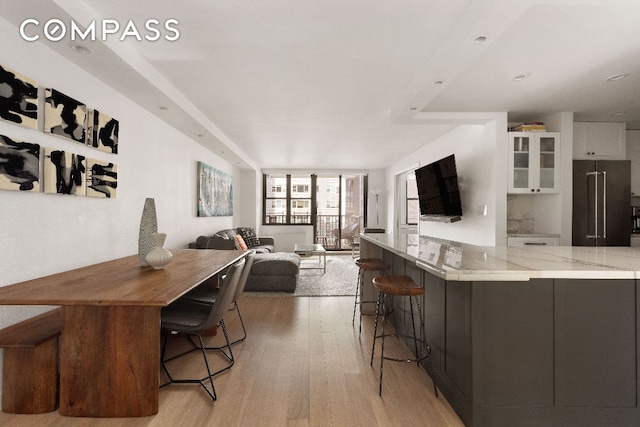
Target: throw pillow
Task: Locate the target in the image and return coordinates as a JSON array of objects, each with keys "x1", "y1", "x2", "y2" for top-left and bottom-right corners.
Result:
[
  {"x1": 234, "y1": 234, "x2": 248, "y2": 251},
  {"x1": 237, "y1": 227, "x2": 260, "y2": 247}
]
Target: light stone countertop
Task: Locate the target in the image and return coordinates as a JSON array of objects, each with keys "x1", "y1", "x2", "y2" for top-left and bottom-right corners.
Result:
[{"x1": 360, "y1": 233, "x2": 640, "y2": 281}]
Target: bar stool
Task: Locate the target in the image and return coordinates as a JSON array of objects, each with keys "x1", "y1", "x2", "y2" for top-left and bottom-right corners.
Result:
[
  {"x1": 353, "y1": 258, "x2": 390, "y2": 338},
  {"x1": 369, "y1": 274, "x2": 437, "y2": 397}
]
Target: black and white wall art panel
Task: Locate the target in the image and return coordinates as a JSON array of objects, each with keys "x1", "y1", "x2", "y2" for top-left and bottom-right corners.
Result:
[
  {"x1": 86, "y1": 158, "x2": 117, "y2": 198},
  {"x1": 44, "y1": 148, "x2": 86, "y2": 196},
  {"x1": 87, "y1": 109, "x2": 119, "y2": 154},
  {"x1": 44, "y1": 88, "x2": 86, "y2": 143},
  {"x1": 0, "y1": 64, "x2": 38, "y2": 129},
  {"x1": 0, "y1": 134, "x2": 40, "y2": 192}
]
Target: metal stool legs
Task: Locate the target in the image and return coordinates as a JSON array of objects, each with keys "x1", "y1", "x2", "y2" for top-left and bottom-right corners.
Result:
[
  {"x1": 352, "y1": 267, "x2": 380, "y2": 338},
  {"x1": 370, "y1": 290, "x2": 385, "y2": 395},
  {"x1": 352, "y1": 267, "x2": 363, "y2": 324},
  {"x1": 370, "y1": 288, "x2": 437, "y2": 397},
  {"x1": 352, "y1": 258, "x2": 390, "y2": 339}
]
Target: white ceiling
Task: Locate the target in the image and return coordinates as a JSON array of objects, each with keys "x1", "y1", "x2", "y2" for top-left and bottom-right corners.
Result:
[{"x1": 2, "y1": 0, "x2": 640, "y2": 170}]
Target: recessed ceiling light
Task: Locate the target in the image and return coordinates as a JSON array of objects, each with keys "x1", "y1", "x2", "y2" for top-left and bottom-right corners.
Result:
[
  {"x1": 158, "y1": 106, "x2": 168, "y2": 111},
  {"x1": 197, "y1": 133, "x2": 204, "y2": 138},
  {"x1": 606, "y1": 74, "x2": 628, "y2": 82},
  {"x1": 409, "y1": 107, "x2": 417, "y2": 111},
  {"x1": 513, "y1": 73, "x2": 531, "y2": 81},
  {"x1": 69, "y1": 44, "x2": 93, "y2": 55},
  {"x1": 614, "y1": 111, "x2": 627, "y2": 116},
  {"x1": 473, "y1": 35, "x2": 488, "y2": 44},
  {"x1": 433, "y1": 80, "x2": 444, "y2": 85}
]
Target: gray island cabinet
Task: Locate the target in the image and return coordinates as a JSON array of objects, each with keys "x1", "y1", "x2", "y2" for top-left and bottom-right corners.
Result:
[{"x1": 359, "y1": 233, "x2": 640, "y2": 427}]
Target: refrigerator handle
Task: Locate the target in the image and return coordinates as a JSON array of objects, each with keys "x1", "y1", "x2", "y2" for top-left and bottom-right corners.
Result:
[
  {"x1": 586, "y1": 171, "x2": 599, "y2": 239},
  {"x1": 602, "y1": 171, "x2": 607, "y2": 239}
]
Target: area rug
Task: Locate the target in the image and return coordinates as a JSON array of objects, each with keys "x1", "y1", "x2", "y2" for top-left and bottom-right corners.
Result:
[
  {"x1": 294, "y1": 254, "x2": 358, "y2": 296},
  {"x1": 243, "y1": 254, "x2": 359, "y2": 297}
]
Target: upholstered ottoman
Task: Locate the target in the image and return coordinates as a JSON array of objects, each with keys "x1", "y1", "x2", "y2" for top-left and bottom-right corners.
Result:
[{"x1": 245, "y1": 252, "x2": 301, "y2": 293}]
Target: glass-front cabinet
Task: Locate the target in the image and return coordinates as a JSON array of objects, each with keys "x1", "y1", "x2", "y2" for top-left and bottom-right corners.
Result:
[{"x1": 508, "y1": 132, "x2": 560, "y2": 194}]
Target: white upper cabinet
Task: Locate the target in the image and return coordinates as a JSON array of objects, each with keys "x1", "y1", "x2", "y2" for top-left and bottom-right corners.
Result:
[
  {"x1": 508, "y1": 132, "x2": 560, "y2": 194},
  {"x1": 573, "y1": 122, "x2": 626, "y2": 160}
]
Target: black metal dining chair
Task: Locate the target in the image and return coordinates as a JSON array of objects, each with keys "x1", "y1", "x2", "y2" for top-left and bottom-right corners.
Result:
[
  {"x1": 182, "y1": 250, "x2": 255, "y2": 346},
  {"x1": 160, "y1": 258, "x2": 245, "y2": 400}
]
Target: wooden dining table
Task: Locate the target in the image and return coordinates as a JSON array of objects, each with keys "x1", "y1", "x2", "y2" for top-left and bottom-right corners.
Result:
[{"x1": 0, "y1": 249, "x2": 246, "y2": 417}]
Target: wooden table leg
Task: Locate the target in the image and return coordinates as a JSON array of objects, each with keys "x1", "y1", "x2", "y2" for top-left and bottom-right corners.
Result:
[{"x1": 59, "y1": 305, "x2": 160, "y2": 417}]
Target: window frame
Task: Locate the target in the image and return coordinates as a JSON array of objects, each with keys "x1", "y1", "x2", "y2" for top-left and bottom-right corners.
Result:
[
  {"x1": 263, "y1": 174, "x2": 314, "y2": 225},
  {"x1": 395, "y1": 169, "x2": 419, "y2": 230},
  {"x1": 406, "y1": 177, "x2": 418, "y2": 225}
]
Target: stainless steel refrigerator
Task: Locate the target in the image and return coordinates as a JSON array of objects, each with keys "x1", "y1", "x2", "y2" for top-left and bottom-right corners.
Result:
[{"x1": 572, "y1": 160, "x2": 631, "y2": 246}]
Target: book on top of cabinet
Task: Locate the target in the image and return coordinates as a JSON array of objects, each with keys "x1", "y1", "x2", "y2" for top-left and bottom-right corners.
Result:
[{"x1": 510, "y1": 122, "x2": 546, "y2": 132}]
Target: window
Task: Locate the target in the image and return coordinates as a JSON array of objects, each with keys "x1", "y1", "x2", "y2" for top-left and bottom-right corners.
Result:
[
  {"x1": 263, "y1": 174, "x2": 313, "y2": 224},
  {"x1": 293, "y1": 200, "x2": 310, "y2": 209},
  {"x1": 325, "y1": 200, "x2": 338, "y2": 209},
  {"x1": 292, "y1": 184, "x2": 309, "y2": 193},
  {"x1": 270, "y1": 200, "x2": 285, "y2": 209},
  {"x1": 264, "y1": 173, "x2": 367, "y2": 250},
  {"x1": 325, "y1": 185, "x2": 337, "y2": 193},
  {"x1": 264, "y1": 174, "x2": 287, "y2": 223},
  {"x1": 406, "y1": 174, "x2": 419, "y2": 225}
]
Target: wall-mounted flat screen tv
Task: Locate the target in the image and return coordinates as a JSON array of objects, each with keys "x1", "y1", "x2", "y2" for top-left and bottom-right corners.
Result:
[{"x1": 414, "y1": 154, "x2": 462, "y2": 222}]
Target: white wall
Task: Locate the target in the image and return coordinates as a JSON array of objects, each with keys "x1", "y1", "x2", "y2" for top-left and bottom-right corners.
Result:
[
  {"x1": 543, "y1": 112, "x2": 574, "y2": 245},
  {"x1": 628, "y1": 130, "x2": 640, "y2": 196},
  {"x1": 240, "y1": 169, "x2": 260, "y2": 230},
  {"x1": 367, "y1": 169, "x2": 386, "y2": 229},
  {"x1": 259, "y1": 225, "x2": 313, "y2": 252},
  {"x1": 0, "y1": 16, "x2": 247, "y2": 398},
  {"x1": 386, "y1": 117, "x2": 508, "y2": 246}
]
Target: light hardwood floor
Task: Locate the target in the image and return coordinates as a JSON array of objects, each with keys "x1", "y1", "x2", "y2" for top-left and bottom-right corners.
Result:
[{"x1": 0, "y1": 296, "x2": 463, "y2": 426}]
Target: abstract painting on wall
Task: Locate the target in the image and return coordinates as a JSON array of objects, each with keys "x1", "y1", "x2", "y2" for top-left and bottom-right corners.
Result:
[
  {"x1": 43, "y1": 148, "x2": 86, "y2": 196},
  {"x1": 86, "y1": 158, "x2": 118, "y2": 198},
  {"x1": 87, "y1": 109, "x2": 119, "y2": 154},
  {"x1": 198, "y1": 162, "x2": 233, "y2": 217},
  {"x1": 44, "y1": 88, "x2": 86, "y2": 143},
  {"x1": 0, "y1": 134, "x2": 40, "y2": 192},
  {"x1": 0, "y1": 64, "x2": 38, "y2": 129}
]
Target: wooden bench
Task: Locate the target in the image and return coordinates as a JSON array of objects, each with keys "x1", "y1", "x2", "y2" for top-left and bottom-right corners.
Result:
[{"x1": 0, "y1": 308, "x2": 62, "y2": 414}]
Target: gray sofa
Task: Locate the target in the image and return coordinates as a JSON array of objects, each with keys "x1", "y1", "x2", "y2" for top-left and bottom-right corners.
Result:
[
  {"x1": 189, "y1": 227, "x2": 275, "y2": 253},
  {"x1": 189, "y1": 227, "x2": 300, "y2": 292}
]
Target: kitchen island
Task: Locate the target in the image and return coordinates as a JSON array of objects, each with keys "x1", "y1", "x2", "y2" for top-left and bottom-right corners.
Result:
[{"x1": 360, "y1": 233, "x2": 640, "y2": 427}]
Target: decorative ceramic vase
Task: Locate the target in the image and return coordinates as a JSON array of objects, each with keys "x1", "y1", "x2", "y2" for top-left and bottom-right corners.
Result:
[
  {"x1": 138, "y1": 198, "x2": 158, "y2": 266},
  {"x1": 145, "y1": 233, "x2": 173, "y2": 269}
]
